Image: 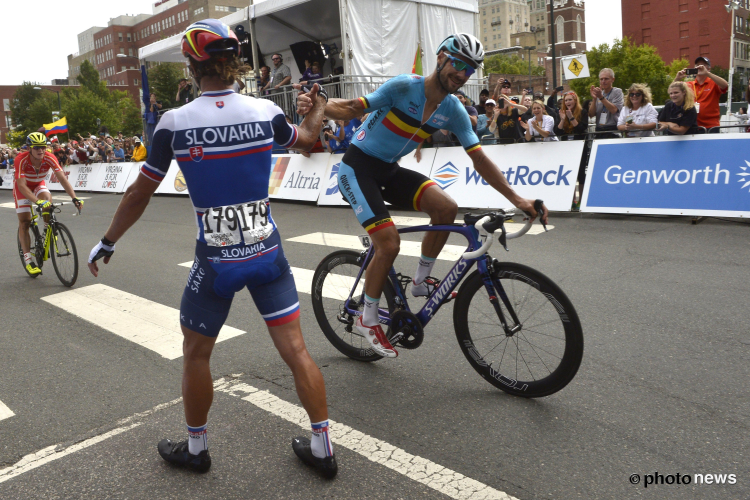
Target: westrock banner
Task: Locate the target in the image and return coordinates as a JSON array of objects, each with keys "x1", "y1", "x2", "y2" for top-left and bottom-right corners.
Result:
[{"x1": 582, "y1": 136, "x2": 750, "y2": 217}]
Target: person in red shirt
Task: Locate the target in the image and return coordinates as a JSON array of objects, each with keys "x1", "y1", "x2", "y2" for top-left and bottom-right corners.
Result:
[
  {"x1": 673, "y1": 57, "x2": 728, "y2": 132},
  {"x1": 15, "y1": 132, "x2": 83, "y2": 276}
]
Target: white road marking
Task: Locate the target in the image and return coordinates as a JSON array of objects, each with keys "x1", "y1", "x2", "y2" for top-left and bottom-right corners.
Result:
[
  {"x1": 0, "y1": 197, "x2": 91, "y2": 209},
  {"x1": 390, "y1": 215, "x2": 553, "y2": 234},
  {"x1": 41, "y1": 284, "x2": 244, "y2": 360},
  {"x1": 0, "y1": 400, "x2": 14, "y2": 422},
  {"x1": 215, "y1": 378, "x2": 519, "y2": 500},
  {"x1": 0, "y1": 397, "x2": 182, "y2": 484},
  {"x1": 286, "y1": 232, "x2": 467, "y2": 261}
]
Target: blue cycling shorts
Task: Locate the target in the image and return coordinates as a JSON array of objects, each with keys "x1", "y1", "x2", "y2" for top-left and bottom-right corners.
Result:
[{"x1": 180, "y1": 230, "x2": 300, "y2": 337}]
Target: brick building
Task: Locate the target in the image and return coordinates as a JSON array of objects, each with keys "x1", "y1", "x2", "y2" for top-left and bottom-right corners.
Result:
[
  {"x1": 479, "y1": 0, "x2": 531, "y2": 51},
  {"x1": 622, "y1": 0, "x2": 750, "y2": 87},
  {"x1": 546, "y1": 0, "x2": 586, "y2": 58}
]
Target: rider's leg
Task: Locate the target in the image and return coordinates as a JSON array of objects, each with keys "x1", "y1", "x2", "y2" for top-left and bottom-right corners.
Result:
[
  {"x1": 17, "y1": 211, "x2": 32, "y2": 256},
  {"x1": 181, "y1": 326, "x2": 217, "y2": 453},
  {"x1": 362, "y1": 224, "x2": 400, "y2": 325},
  {"x1": 412, "y1": 186, "x2": 458, "y2": 293},
  {"x1": 268, "y1": 317, "x2": 333, "y2": 458}
]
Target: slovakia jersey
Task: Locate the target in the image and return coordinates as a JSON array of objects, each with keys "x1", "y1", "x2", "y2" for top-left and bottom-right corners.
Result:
[
  {"x1": 353, "y1": 74, "x2": 481, "y2": 163},
  {"x1": 14, "y1": 151, "x2": 62, "y2": 185},
  {"x1": 141, "y1": 89, "x2": 298, "y2": 243}
]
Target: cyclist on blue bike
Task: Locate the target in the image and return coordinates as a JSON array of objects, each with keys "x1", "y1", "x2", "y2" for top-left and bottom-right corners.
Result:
[{"x1": 297, "y1": 33, "x2": 548, "y2": 359}]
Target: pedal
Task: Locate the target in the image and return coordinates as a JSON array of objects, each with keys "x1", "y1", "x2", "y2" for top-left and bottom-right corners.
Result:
[{"x1": 389, "y1": 332, "x2": 405, "y2": 345}]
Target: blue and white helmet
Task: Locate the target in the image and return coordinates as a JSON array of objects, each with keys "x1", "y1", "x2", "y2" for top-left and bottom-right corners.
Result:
[{"x1": 436, "y1": 33, "x2": 484, "y2": 68}]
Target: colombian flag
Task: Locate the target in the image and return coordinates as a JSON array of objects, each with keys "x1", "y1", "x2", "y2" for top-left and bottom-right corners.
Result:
[{"x1": 43, "y1": 117, "x2": 68, "y2": 137}]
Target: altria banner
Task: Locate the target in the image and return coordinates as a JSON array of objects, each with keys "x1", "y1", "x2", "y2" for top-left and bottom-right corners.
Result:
[{"x1": 582, "y1": 136, "x2": 750, "y2": 217}]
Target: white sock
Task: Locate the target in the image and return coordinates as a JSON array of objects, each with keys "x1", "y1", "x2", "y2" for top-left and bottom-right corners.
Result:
[
  {"x1": 414, "y1": 254, "x2": 436, "y2": 284},
  {"x1": 362, "y1": 293, "x2": 380, "y2": 326},
  {"x1": 310, "y1": 420, "x2": 333, "y2": 458},
  {"x1": 23, "y1": 253, "x2": 32, "y2": 265},
  {"x1": 187, "y1": 423, "x2": 208, "y2": 454}
]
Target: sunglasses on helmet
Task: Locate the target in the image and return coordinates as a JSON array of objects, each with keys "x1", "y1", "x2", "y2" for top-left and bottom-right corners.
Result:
[{"x1": 445, "y1": 54, "x2": 476, "y2": 77}]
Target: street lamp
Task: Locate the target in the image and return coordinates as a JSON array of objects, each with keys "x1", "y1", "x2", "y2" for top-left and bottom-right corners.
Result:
[
  {"x1": 726, "y1": 1, "x2": 741, "y2": 113},
  {"x1": 523, "y1": 46, "x2": 536, "y2": 93},
  {"x1": 33, "y1": 86, "x2": 61, "y2": 116}
]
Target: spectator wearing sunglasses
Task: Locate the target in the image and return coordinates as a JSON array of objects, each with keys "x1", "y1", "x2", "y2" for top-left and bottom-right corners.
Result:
[
  {"x1": 617, "y1": 84, "x2": 658, "y2": 137},
  {"x1": 262, "y1": 54, "x2": 291, "y2": 94}
]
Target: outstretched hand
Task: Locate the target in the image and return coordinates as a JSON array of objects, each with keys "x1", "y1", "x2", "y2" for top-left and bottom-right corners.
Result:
[{"x1": 294, "y1": 83, "x2": 321, "y2": 116}]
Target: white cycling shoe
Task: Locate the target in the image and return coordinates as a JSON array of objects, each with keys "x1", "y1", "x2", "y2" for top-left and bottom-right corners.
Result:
[{"x1": 355, "y1": 316, "x2": 398, "y2": 358}]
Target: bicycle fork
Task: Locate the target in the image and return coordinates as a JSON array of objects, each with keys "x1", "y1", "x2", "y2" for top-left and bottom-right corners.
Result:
[{"x1": 479, "y1": 257, "x2": 523, "y2": 337}]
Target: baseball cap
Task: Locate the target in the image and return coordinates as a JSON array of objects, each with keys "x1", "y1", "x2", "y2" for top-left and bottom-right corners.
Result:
[
  {"x1": 454, "y1": 90, "x2": 466, "y2": 97},
  {"x1": 694, "y1": 56, "x2": 710, "y2": 66},
  {"x1": 485, "y1": 99, "x2": 497, "y2": 106},
  {"x1": 479, "y1": 89, "x2": 490, "y2": 96},
  {"x1": 133, "y1": 137, "x2": 142, "y2": 143},
  {"x1": 90, "y1": 135, "x2": 97, "y2": 140},
  {"x1": 510, "y1": 96, "x2": 520, "y2": 103}
]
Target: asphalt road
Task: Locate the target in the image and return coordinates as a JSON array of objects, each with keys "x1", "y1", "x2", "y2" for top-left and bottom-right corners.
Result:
[{"x1": 0, "y1": 189, "x2": 748, "y2": 500}]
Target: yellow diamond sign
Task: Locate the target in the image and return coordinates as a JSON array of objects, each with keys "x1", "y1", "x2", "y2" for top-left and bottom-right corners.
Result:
[{"x1": 568, "y1": 58, "x2": 584, "y2": 77}]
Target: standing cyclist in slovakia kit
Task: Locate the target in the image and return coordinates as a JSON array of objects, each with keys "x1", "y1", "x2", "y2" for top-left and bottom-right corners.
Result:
[
  {"x1": 15, "y1": 132, "x2": 83, "y2": 276},
  {"x1": 297, "y1": 33, "x2": 547, "y2": 359},
  {"x1": 87, "y1": 19, "x2": 338, "y2": 478}
]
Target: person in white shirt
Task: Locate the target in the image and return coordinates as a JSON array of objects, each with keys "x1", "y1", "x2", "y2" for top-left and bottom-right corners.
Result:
[
  {"x1": 617, "y1": 83, "x2": 658, "y2": 137},
  {"x1": 731, "y1": 107, "x2": 748, "y2": 132},
  {"x1": 520, "y1": 100, "x2": 558, "y2": 142}
]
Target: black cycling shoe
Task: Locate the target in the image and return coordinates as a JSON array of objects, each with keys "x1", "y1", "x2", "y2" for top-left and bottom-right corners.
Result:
[
  {"x1": 292, "y1": 437, "x2": 338, "y2": 479},
  {"x1": 157, "y1": 439, "x2": 211, "y2": 473}
]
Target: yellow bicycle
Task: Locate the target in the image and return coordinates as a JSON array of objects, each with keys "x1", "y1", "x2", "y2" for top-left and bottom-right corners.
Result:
[{"x1": 17, "y1": 202, "x2": 80, "y2": 287}]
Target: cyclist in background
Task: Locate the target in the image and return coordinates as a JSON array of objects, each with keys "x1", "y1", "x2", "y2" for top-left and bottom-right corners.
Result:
[
  {"x1": 296, "y1": 33, "x2": 548, "y2": 358},
  {"x1": 87, "y1": 19, "x2": 338, "y2": 478},
  {"x1": 15, "y1": 132, "x2": 83, "y2": 276}
]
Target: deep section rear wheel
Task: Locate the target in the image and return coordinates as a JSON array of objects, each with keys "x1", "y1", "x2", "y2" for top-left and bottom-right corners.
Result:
[
  {"x1": 50, "y1": 222, "x2": 78, "y2": 287},
  {"x1": 17, "y1": 225, "x2": 44, "y2": 277},
  {"x1": 453, "y1": 263, "x2": 583, "y2": 397},
  {"x1": 311, "y1": 250, "x2": 397, "y2": 362}
]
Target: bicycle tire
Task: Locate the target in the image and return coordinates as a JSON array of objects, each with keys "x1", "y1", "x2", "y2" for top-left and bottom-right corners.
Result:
[
  {"x1": 17, "y1": 225, "x2": 44, "y2": 277},
  {"x1": 453, "y1": 262, "x2": 583, "y2": 398},
  {"x1": 50, "y1": 222, "x2": 79, "y2": 287},
  {"x1": 311, "y1": 249, "x2": 397, "y2": 362}
]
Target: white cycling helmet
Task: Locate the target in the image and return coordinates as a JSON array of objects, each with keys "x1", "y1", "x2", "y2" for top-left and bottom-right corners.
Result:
[{"x1": 436, "y1": 33, "x2": 484, "y2": 68}]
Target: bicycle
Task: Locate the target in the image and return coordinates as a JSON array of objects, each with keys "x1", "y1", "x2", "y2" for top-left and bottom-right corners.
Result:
[
  {"x1": 17, "y1": 202, "x2": 80, "y2": 287},
  {"x1": 311, "y1": 201, "x2": 583, "y2": 398}
]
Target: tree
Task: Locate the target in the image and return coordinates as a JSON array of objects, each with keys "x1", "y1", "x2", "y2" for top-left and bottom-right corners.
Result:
[
  {"x1": 568, "y1": 37, "x2": 678, "y2": 105},
  {"x1": 484, "y1": 54, "x2": 545, "y2": 76},
  {"x1": 708, "y1": 66, "x2": 743, "y2": 106},
  {"x1": 77, "y1": 60, "x2": 109, "y2": 99},
  {"x1": 147, "y1": 62, "x2": 185, "y2": 109}
]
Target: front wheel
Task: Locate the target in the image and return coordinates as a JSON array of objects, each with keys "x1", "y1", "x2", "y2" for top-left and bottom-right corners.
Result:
[
  {"x1": 50, "y1": 222, "x2": 79, "y2": 287},
  {"x1": 311, "y1": 250, "x2": 397, "y2": 362},
  {"x1": 453, "y1": 263, "x2": 583, "y2": 397}
]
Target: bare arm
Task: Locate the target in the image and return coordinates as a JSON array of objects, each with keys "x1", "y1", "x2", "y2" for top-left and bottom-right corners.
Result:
[
  {"x1": 324, "y1": 98, "x2": 366, "y2": 120},
  {"x1": 278, "y1": 76, "x2": 292, "y2": 88},
  {"x1": 57, "y1": 172, "x2": 79, "y2": 202},
  {"x1": 470, "y1": 150, "x2": 548, "y2": 223},
  {"x1": 16, "y1": 177, "x2": 37, "y2": 203},
  {"x1": 707, "y1": 72, "x2": 729, "y2": 90},
  {"x1": 290, "y1": 86, "x2": 328, "y2": 151}
]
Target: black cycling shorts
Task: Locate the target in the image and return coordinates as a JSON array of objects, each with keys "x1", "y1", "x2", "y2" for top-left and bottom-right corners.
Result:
[{"x1": 338, "y1": 145, "x2": 437, "y2": 234}]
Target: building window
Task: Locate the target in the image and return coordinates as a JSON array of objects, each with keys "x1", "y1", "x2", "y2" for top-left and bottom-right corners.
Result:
[
  {"x1": 556, "y1": 16, "x2": 564, "y2": 43},
  {"x1": 680, "y1": 47, "x2": 689, "y2": 60},
  {"x1": 680, "y1": 22, "x2": 689, "y2": 38},
  {"x1": 642, "y1": 28, "x2": 651, "y2": 44},
  {"x1": 679, "y1": 0, "x2": 688, "y2": 12},
  {"x1": 134, "y1": 79, "x2": 139, "y2": 86},
  {"x1": 699, "y1": 0, "x2": 708, "y2": 8},
  {"x1": 194, "y1": 7, "x2": 204, "y2": 15},
  {"x1": 129, "y1": 48, "x2": 133, "y2": 56},
  {"x1": 641, "y1": 3, "x2": 650, "y2": 20},
  {"x1": 118, "y1": 33, "x2": 123, "y2": 42},
  {"x1": 576, "y1": 15, "x2": 582, "y2": 41},
  {"x1": 700, "y1": 45, "x2": 709, "y2": 59}
]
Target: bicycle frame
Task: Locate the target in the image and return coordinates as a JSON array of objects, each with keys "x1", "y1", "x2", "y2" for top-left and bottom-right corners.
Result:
[
  {"x1": 29, "y1": 210, "x2": 65, "y2": 263},
  {"x1": 342, "y1": 223, "x2": 514, "y2": 330}
]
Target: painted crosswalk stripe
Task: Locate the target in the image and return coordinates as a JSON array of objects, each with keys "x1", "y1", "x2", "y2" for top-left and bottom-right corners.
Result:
[
  {"x1": 0, "y1": 196, "x2": 91, "y2": 210},
  {"x1": 216, "y1": 378, "x2": 519, "y2": 500},
  {"x1": 286, "y1": 232, "x2": 467, "y2": 261},
  {"x1": 41, "y1": 284, "x2": 244, "y2": 360},
  {"x1": 390, "y1": 215, "x2": 553, "y2": 234},
  {"x1": 0, "y1": 400, "x2": 14, "y2": 422}
]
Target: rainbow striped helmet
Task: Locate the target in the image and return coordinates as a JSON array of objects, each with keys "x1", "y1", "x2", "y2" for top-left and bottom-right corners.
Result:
[{"x1": 181, "y1": 19, "x2": 239, "y2": 62}]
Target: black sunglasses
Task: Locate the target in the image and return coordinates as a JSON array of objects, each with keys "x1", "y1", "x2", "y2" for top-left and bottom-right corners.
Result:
[{"x1": 629, "y1": 93, "x2": 643, "y2": 97}]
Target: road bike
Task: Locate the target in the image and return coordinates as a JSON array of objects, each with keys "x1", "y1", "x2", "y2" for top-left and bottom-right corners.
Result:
[
  {"x1": 311, "y1": 202, "x2": 583, "y2": 397},
  {"x1": 17, "y1": 202, "x2": 80, "y2": 287}
]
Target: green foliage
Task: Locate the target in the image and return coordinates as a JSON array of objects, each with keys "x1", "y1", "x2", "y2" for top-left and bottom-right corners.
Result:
[
  {"x1": 7, "y1": 129, "x2": 28, "y2": 148},
  {"x1": 568, "y1": 37, "x2": 682, "y2": 105},
  {"x1": 77, "y1": 60, "x2": 109, "y2": 99},
  {"x1": 147, "y1": 62, "x2": 185, "y2": 109},
  {"x1": 62, "y1": 90, "x2": 118, "y2": 138},
  {"x1": 709, "y1": 66, "x2": 743, "y2": 105},
  {"x1": 484, "y1": 54, "x2": 545, "y2": 76}
]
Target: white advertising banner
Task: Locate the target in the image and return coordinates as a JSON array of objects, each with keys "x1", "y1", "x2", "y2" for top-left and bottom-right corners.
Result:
[
  {"x1": 89, "y1": 163, "x2": 139, "y2": 193},
  {"x1": 155, "y1": 161, "x2": 190, "y2": 195},
  {"x1": 316, "y1": 149, "x2": 438, "y2": 206},
  {"x1": 44, "y1": 165, "x2": 78, "y2": 191},
  {"x1": 70, "y1": 163, "x2": 99, "y2": 192},
  {"x1": 1, "y1": 169, "x2": 13, "y2": 190},
  {"x1": 268, "y1": 153, "x2": 328, "y2": 202},
  {"x1": 429, "y1": 143, "x2": 583, "y2": 211}
]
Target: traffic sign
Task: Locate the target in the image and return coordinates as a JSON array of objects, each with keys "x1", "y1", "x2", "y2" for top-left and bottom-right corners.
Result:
[{"x1": 561, "y1": 54, "x2": 590, "y2": 80}]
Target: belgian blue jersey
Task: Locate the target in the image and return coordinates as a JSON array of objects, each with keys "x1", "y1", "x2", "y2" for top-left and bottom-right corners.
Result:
[
  {"x1": 140, "y1": 89, "x2": 298, "y2": 243},
  {"x1": 352, "y1": 74, "x2": 481, "y2": 163}
]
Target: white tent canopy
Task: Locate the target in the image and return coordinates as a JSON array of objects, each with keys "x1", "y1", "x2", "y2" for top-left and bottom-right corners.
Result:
[{"x1": 138, "y1": 0, "x2": 478, "y2": 82}]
